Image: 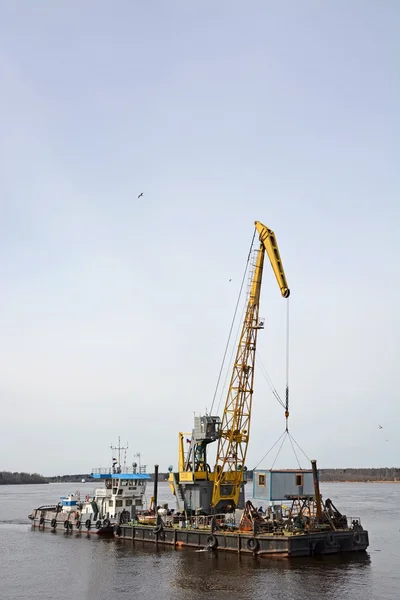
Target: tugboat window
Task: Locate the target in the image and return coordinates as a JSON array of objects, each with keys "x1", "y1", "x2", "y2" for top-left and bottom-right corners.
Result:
[{"x1": 258, "y1": 474, "x2": 266, "y2": 486}]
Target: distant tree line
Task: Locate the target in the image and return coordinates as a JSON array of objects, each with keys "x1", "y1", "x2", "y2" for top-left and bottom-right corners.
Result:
[
  {"x1": 319, "y1": 468, "x2": 400, "y2": 482},
  {"x1": 0, "y1": 471, "x2": 47, "y2": 485},
  {"x1": 46, "y1": 474, "x2": 89, "y2": 483}
]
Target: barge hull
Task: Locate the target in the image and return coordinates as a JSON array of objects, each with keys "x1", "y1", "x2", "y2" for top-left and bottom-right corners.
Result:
[{"x1": 31, "y1": 516, "x2": 369, "y2": 557}]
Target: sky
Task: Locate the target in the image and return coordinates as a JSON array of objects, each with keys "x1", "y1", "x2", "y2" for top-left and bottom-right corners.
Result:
[{"x1": 0, "y1": 1, "x2": 398, "y2": 475}]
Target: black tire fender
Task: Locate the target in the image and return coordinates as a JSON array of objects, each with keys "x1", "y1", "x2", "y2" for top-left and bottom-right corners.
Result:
[
  {"x1": 50, "y1": 519, "x2": 57, "y2": 528},
  {"x1": 353, "y1": 531, "x2": 362, "y2": 545},
  {"x1": 103, "y1": 518, "x2": 110, "y2": 528},
  {"x1": 39, "y1": 517, "x2": 45, "y2": 525},
  {"x1": 247, "y1": 538, "x2": 259, "y2": 552},
  {"x1": 206, "y1": 534, "x2": 218, "y2": 549},
  {"x1": 326, "y1": 533, "x2": 335, "y2": 546},
  {"x1": 85, "y1": 519, "x2": 91, "y2": 530},
  {"x1": 95, "y1": 520, "x2": 101, "y2": 529}
]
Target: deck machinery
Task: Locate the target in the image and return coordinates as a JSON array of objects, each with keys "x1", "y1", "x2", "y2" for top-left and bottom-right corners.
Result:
[{"x1": 169, "y1": 220, "x2": 290, "y2": 514}]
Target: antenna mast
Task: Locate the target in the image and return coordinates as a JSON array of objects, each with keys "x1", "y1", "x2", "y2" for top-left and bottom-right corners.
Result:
[{"x1": 110, "y1": 437, "x2": 129, "y2": 466}]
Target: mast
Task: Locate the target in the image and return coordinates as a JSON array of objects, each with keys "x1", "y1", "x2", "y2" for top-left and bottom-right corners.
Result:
[{"x1": 110, "y1": 437, "x2": 129, "y2": 469}]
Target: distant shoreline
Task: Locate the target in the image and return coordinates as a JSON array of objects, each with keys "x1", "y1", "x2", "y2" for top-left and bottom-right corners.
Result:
[
  {"x1": 0, "y1": 472, "x2": 47, "y2": 485},
  {"x1": 322, "y1": 480, "x2": 400, "y2": 484},
  {"x1": 0, "y1": 482, "x2": 49, "y2": 485}
]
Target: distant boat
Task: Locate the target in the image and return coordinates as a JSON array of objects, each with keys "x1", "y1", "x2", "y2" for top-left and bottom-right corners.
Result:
[{"x1": 81, "y1": 479, "x2": 86, "y2": 483}]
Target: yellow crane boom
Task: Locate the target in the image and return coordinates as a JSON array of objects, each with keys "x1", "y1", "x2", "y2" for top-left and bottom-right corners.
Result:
[{"x1": 211, "y1": 221, "x2": 290, "y2": 509}]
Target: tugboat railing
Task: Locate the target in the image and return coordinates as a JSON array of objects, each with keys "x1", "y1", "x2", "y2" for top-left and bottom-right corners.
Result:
[{"x1": 92, "y1": 466, "x2": 147, "y2": 475}]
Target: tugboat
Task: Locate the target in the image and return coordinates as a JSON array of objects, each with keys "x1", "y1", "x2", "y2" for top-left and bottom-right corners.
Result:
[{"x1": 29, "y1": 439, "x2": 150, "y2": 536}]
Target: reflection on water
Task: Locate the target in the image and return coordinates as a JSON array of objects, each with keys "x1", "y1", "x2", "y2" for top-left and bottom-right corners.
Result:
[{"x1": 160, "y1": 543, "x2": 372, "y2": 600}]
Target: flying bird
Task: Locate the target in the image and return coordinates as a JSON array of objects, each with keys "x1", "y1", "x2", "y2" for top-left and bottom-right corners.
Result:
[
  {"x1": 229, "y1": 279, "x2": 232, "y2": 282},
  {"x1": 378, "y1": 424, "x2": 383, "y2": 429},
  {"x1": 137, "y1": 192, "x2": 143, "y2": 199}
]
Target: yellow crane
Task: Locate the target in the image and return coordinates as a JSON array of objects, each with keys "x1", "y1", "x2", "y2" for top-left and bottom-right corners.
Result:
[
  {"x1": 169, "y1": 221, "x2": 289, "y2": 514},
  {"x1": 210, "y1": 221, "x2": 290, "y2": 509}
]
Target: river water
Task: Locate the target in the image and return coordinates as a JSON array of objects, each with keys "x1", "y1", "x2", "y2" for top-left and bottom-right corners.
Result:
[{"x1": 0, "y1": 481, "x2": 399, "y2": 600}]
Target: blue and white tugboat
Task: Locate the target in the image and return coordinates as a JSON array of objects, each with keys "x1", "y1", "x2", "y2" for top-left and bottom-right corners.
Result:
[{"x1": 29, "y1": 439, "x2": 151, "y2": 537}]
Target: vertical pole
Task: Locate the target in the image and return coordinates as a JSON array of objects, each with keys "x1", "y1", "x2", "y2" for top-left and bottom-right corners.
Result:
[
  {"x1": 311, "y1": 459, "x2": 323, "y2": 520},
  {"x1": 153, "y1": 465, "x2": 159, "y2": 514}
]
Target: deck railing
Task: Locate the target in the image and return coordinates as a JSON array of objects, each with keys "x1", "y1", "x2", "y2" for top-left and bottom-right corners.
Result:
[{"x1": 91, "y1": 466, "x2": 147, "y2": 475}]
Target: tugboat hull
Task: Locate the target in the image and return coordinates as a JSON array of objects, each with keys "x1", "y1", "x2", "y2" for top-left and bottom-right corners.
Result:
[{"x1": 30, "y1": 508, "x2": 120, "y2": 538}]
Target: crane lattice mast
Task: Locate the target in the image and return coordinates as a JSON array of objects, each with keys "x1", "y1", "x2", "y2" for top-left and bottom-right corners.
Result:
[{"x1": 211, "y1": 221, "x2": 290, "y2": 509}]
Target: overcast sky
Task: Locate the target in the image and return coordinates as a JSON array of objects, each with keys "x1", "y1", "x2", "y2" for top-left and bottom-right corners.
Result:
[{"x1": 0, "y1": 1, "x2": 398, "y2": 476}]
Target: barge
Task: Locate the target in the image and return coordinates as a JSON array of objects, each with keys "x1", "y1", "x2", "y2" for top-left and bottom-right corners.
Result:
[
  {"x1": 30, "y1": 492, "x2": 369, "y2": 557},
  {"x1": 30, "y1": 458, "x2": 369, "y2": 557}
]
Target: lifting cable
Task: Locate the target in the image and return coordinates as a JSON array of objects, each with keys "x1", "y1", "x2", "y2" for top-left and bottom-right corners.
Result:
[
  {"x1": 288, "y1": 433, "x2": 311, "y2": 463},
  {"x1": 252, "y1": 272, "x2": 314, "y2": 471},
  {"x1": 253, "y1": 430, "x2": 311, "y2": 471},
  {"x1": 209, "y1": 229, "x2": 256, "y2": 415},
  {"x1": 285, "y1": 298, "x2": 290, "y2": 431},
  {"x1": 256, "y1": 351, "x2": 285, "y2": 408},
  {"x1": 253, "y1": 430, "x2": 286, "y2": 470},
  {"x1": 270, "y1": 432, "x2": 288, "y2": 470},
  {"x1": 254, "y1": 297, "x2": 290, "y2": 418},
  {"x1": 216, "y1": 300, "x2": 247, "y2": 416},
  {"x1": 288, "y1": 434, "x2": 301, "y2": 470}
]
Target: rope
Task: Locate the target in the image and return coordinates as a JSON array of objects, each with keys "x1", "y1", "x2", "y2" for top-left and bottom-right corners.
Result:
[
  {"x1": 271, "y1": 433, "x2": 288, "y2": 470},
  {"x1": 288, "y1": 434, "x2": 302, "y2": 469},
  {"x1": 252, "y1": 430, "x2": 286, "y2": 470},
  {"x1": 253, "y1": 431, "x2": 310, "y2": 471},
  {"x1": 256, "y1": 351, "x2": 285, "y2": 408},
  {"x1": 288, "y1": 433, "x2": 311, "y2": 463},
  {"x1": 210, "y1": 229, "x2": 256, "y2": 415},
  {"x1": 216, "y1": 300, "x2": 247, "y2": 416}
]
